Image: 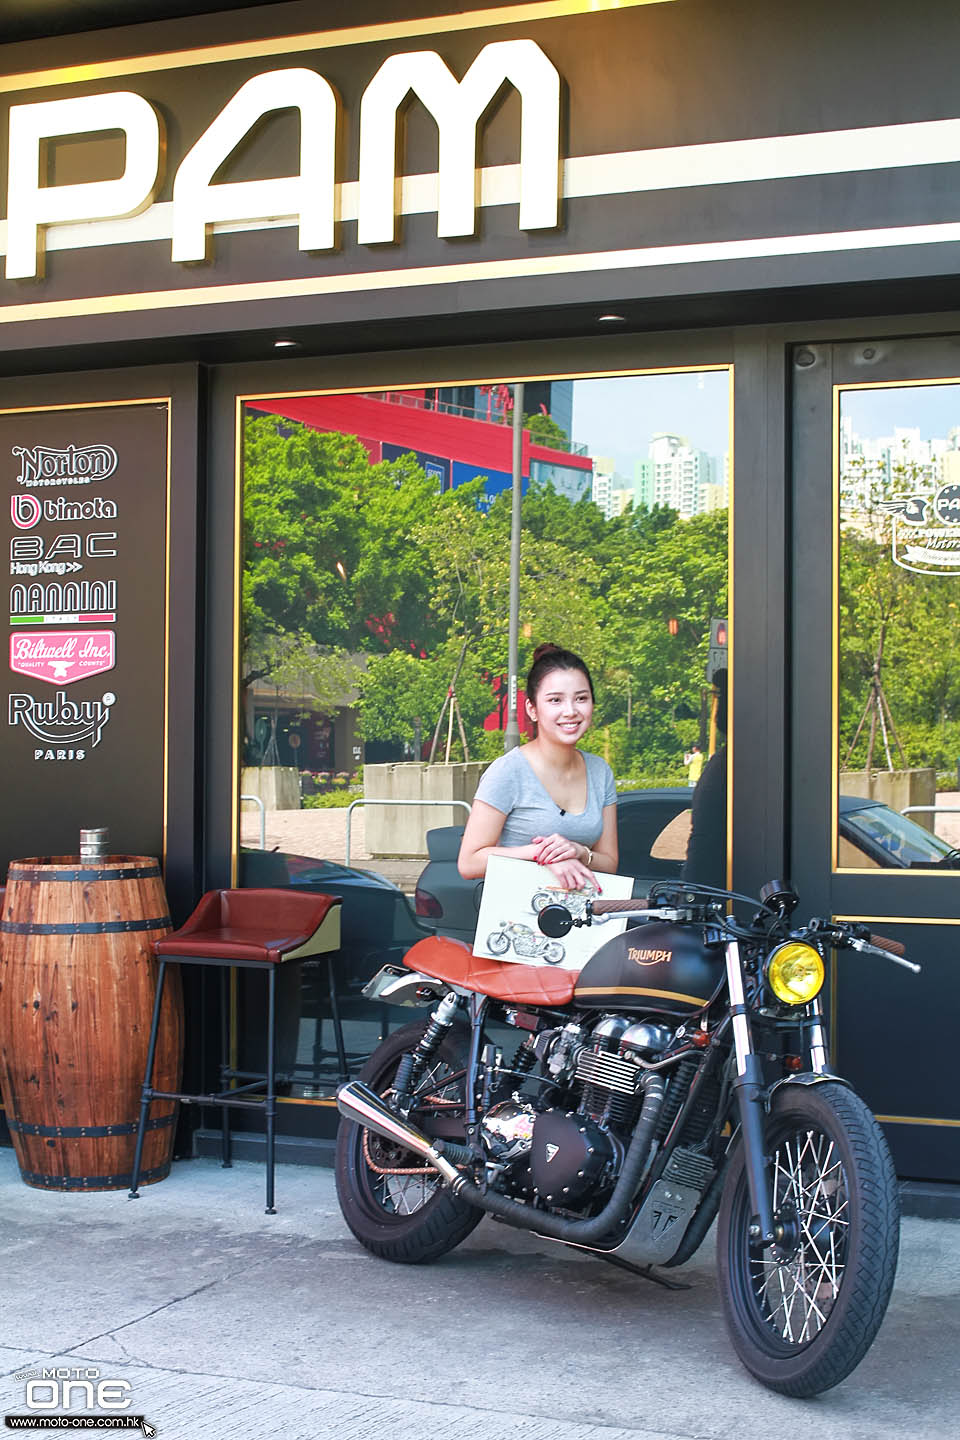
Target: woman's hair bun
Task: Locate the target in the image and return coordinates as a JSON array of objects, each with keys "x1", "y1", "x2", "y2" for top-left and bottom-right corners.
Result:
[{"x1": 531, "y1": 642, "x2": 562, "y2": 664}]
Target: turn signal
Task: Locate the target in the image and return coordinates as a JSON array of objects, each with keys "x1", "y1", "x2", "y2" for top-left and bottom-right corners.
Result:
[{"x1": 765, "y1": 942, "x2": 825, "y2": 1006}]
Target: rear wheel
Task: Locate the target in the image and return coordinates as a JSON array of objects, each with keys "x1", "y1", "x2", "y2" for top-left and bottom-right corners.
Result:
[
  {"x1": 335, "y1": 1020, "x2": 482, "y2": 1263},
  {"x1": 717, "y1": 1080, "x2": 899, "y2": 1396}
]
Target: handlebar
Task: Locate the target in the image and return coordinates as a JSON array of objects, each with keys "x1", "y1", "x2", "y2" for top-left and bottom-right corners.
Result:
[
  {"x1": 590, "y1": 898, "x2": 650, "y2": 915},
  {"x1": 865, "y1": 932, "x2": 906, "y2": 958}
]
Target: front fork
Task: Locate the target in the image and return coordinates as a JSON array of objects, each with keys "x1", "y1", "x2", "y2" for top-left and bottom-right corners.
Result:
[{"x1": 725, "y1": 940, "x2": 832, "y2": 1246}]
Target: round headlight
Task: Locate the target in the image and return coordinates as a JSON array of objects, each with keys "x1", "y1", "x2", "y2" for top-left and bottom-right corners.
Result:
[{"x1": 765, "y1": 942, "x2": 825, "y2": 1006}]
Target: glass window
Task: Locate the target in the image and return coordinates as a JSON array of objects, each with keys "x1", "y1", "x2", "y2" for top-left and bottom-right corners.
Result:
[
  {"x1": 836, "y1": 381, "x2": 960, "y2": 871},
  {"x1": 237, "y1": 369, "x2": 731, "y2": 1094}
]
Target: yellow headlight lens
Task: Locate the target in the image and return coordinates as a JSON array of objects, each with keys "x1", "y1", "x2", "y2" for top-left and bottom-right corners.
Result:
[{"x1": 766, "y1": 942, "x2": 825, "y2": 1006}]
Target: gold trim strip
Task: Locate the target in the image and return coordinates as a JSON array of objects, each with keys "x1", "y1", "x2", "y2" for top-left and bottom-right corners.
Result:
[
  {"x1": 0, "y1": 0, "x2": 677, "y2": 94},
  {"x1": 726, "y1": 364, "x2": 734, "y2": 891},
  {"x1": 834, "y1": 913, "x2": 960, "y2": 925},
  {"x1": 575, "y1": 986, "x2": 709, "y2": 1006},
  {"x1": 875, "y1": 1114, "x2": 960, "y2": 1128}
]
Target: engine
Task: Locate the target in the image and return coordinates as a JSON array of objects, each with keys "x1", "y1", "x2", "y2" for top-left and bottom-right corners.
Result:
[{"x1": 479, "y1": 1013, "x2": 675, "y2": 1211}]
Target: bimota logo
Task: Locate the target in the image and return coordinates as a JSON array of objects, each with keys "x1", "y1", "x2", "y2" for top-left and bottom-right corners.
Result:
[
  {"x1": 8, "y1": 688, "x2": 115, "y2": 748},
  {"x1": 11, "y1": 494, "x2": 119, "y2": 528},
  {"x1": 12, "y1": 442, "x2": 118, "y2": 487},
  {"x1": 628, "y1": 947, "x2": 672, "y2": 967}
]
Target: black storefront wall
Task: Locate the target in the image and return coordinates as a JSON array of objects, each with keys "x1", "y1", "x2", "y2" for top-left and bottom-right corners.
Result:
[{"x1": 0, "y1": 0, "x2": 958, "y2": 1182}]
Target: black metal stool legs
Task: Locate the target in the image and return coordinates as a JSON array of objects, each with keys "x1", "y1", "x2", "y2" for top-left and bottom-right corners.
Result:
[
  {"x1": 220, "y1": 967, "x2": 232, "y2": 1169},
  {"x1": 129, "y1": 959, "x2": 167, "y2": 1199},
  {"x1": 265, "y1": 965, "x2": 277, "y2": 1214}
]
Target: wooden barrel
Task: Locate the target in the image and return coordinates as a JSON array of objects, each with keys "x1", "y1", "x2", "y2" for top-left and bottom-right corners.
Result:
[{"x1": 0, "y1": 855, "x2": 183, "y2": 1191}]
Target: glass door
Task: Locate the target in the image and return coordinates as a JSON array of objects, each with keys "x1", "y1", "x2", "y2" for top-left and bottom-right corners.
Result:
[{"x1": 792, "y1": 335, "x2": 960, "y2": 1184}]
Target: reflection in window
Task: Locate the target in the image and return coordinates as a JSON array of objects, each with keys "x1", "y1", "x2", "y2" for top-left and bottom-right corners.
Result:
[
  {"x1": 838, "y1": 382, "x2": 960, "y2": 869},
  {"x1": 238, "y1": 371, "x2": 731, "y2": 1092}
]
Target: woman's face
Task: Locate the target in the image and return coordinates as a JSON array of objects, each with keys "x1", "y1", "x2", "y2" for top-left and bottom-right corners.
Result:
[{"x1": 526, "y1": 667, "x2": 594, "y2": 745}]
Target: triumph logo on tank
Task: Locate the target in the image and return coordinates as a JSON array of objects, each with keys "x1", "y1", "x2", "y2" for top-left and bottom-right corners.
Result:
[
  {"x1": 8, "y1": 688, "x2": 115, "y2": 752},
  {"x1": 628, "y1": 947, "x2": 672, "y2": 967},
  {"x1": 12, "y1": 442, "x2": 118, "y2": 487},
  {"x1": 10, "y1": 630, "x2": 115, "y2": 685}
]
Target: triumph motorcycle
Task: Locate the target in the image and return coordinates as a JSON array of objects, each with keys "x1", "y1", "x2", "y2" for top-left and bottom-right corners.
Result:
[{"x1": 335, "y1": 879, "x2": 917, "y2": 1396}]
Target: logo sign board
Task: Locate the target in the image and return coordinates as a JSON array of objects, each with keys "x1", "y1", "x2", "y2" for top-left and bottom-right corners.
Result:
[{"x1": 0, "y1": 401, "x2": 168, "y2": 867}]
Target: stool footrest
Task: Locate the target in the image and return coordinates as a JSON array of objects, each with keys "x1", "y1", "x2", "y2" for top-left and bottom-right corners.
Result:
[{"x1": 146, "y1": 1089, "x2": 269, "y2": 1110}]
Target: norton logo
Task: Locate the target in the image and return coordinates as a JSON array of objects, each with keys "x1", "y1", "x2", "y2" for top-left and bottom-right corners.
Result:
[
  {"x1": 544, "y1": 1143, "x2": 560, "y2": 1164},
  {"x1": 8, "y1": 689, "x2": 115, "y2": 748},
  {"x1": 628, "y1": 947, "x2": 672, "y2": 967},
  {"x1": 12, "y1": 442, "x2": 118, "y2": 487}
]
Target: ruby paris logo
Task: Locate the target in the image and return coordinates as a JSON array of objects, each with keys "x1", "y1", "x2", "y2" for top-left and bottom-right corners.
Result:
[{"x1": 9, "y1": 630, "x2": 115, "y2": 684}]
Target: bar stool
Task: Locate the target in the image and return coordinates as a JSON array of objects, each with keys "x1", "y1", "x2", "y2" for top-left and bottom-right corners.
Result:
[{"x1": 129, "y1": 887, "x2": 341, "y2": 1213}]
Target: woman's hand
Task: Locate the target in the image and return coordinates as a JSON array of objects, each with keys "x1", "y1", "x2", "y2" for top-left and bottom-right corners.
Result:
[{"x1": 531, "y1": 834, "x2": 598, "y2": 892}]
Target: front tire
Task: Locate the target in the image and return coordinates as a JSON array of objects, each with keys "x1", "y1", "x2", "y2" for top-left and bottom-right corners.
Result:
[
  {"x1": 717, "y1": 1080, "x2": 899, "y2": 1397},
  {"x1": 335, "y1": 1020, "x2": 482, "y2": 1264},
  {"x1": 487, "y1": 930, "x2": 510, "y2": 955}
]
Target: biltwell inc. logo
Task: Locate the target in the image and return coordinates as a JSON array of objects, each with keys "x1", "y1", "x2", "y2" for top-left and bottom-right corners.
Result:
[
  {"x1": 8, "y1": 688, "x2": 115, "y2": 749},
  {"x1": 10, "y1": 630, "x2": 115, "y2": 685},
  {"x1": 6, "y1": 1364, "x2": 157, "y2": 1434},
  {"x1": 12, "y1": 442, "x2": 118, "y2": 487}
]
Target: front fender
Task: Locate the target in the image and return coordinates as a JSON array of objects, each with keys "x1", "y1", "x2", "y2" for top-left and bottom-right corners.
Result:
[{"x1": 766, "y1": 1070, "x2": 853, "y2": 1110}]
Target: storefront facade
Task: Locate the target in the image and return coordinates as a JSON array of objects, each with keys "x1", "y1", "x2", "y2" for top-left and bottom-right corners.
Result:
[{"x1": 1, "y1": 0, "x2": 960, "y2": 1187}]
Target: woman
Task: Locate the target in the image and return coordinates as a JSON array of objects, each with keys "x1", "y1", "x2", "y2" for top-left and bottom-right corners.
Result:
[{"x1": 457, "y1": 643, "x2": 618, "y2": 889}]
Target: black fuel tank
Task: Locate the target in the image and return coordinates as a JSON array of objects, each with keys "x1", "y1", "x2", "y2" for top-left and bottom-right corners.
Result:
[{"x1": 574, "y1": 922, "x2": 722, "y2": 1015}]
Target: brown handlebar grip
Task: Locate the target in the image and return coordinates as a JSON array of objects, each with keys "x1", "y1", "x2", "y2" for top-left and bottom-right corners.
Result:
[
  {"x1": 869, "y1": 932, "x2": 906, "y2": 958},
  {"x1": 590, "y1": 898, "x2": 650, "y2": 915}
]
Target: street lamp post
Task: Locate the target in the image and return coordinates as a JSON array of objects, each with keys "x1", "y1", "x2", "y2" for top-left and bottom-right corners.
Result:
[{"x1": 503, "y1": 381, "x2": 524, "y2": 751}]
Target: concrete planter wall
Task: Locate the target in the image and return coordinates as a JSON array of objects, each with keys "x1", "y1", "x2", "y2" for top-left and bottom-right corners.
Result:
[
  {"x1": 364, "y1": 761, "x2": 488, "y2": 858},
  {"x1": 240, "y1": 765, "x2": 301, "y2": 811},
  {"x1": 840, "y1": 767, "x2": 936, "y2": 832}
]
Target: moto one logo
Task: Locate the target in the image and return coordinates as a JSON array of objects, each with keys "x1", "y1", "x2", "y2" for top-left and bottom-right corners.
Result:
[
  {"x1": 12, "y1": 442, "x2": 118, "y2": 486},
  {"x1": 4, "y1": 39, "x2": 561, "y2": 279}
]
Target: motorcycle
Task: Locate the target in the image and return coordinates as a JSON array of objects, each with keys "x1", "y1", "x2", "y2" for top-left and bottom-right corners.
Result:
[
  {"x1": 335, "y1": 878, "x2": 916, "y2": 1396},
  {"x1": 487, "y1": 919, "x2": 566, "y2": 965}
]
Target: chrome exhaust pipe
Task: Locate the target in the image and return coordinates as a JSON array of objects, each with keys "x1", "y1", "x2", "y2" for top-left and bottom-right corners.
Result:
[{"x1": 336, "y1": 1080, "x2": 464, "y2": 1189}]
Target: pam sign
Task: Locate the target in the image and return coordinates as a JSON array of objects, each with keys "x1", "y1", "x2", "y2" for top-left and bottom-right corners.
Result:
[{"x1": 4, "y1": 39, "x2": 561, "y2": 280}]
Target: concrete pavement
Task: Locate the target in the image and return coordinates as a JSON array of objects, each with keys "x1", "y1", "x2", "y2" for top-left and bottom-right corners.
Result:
[{"x1": 1, "y1": 1145, "x2": 958, "y2": 1439}]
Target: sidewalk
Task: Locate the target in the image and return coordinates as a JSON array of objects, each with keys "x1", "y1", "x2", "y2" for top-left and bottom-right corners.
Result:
[
  {"x1": 1, "y1": 1146, "x2": 958, "y2": 1439},
  {"x1": 239, "y1": 806, "x2": 423, "y2": 893}
]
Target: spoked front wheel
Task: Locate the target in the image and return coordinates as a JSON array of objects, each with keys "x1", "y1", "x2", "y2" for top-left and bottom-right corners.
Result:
[
  {"x1": 717, "y1": 1080, "x2": 899, "y2": 1396},
  {"x1": 335, "y1": 1020, "x2": 482, "y2": 1264}
]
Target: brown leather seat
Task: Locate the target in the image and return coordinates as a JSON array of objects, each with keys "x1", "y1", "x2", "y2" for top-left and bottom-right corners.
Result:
[
  {"x1": 405, "y1": 934, "x2": 577, "y2": 1006},
  {"x1": 154, "y1": 888, "x2": 340, "y2": 964}
]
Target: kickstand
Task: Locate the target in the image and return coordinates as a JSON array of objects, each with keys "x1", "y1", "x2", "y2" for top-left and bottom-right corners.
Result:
[{"x1": 590, "y1": 1250, "x2": 692, "y2": 1291}]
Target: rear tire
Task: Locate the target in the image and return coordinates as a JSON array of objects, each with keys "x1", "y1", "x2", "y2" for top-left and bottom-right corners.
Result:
[
  {"x1": 335, "y1": 1020, "x2": 482, "y2": 1263},
  {"x1": 717, "y1": 1080, "x2": 899, "y2": 1396}
]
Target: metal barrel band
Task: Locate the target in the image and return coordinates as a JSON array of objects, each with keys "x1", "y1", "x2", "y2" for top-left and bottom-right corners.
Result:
[
  {"x1": 6, "y1": 864, "x2": 161, "y2": 883},
  {"x1": 19, "y1": 1164, "x2": 171, "y2": 1190},
  {"x1": 8, "y1": 1113, "x2": 175, "y2": 1139},
  {"x1": 0, "y1": 915, "x2": 171, "y2": 935}
]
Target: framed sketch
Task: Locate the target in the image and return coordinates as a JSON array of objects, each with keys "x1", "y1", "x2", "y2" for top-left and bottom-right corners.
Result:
[{"x1": 473, "y1": 855, "x2": 634, "y2": 971}]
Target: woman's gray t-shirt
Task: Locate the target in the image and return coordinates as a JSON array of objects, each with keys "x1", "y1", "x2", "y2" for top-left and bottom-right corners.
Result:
[{"x1": 474, "y1": 747, "x2": 616, "y2": 849}]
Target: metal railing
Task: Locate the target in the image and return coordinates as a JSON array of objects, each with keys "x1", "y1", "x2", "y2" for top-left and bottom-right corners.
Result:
[
  {"x1": 902, "y1": 806, "x2": 960, "y2": 816},
  {"x1": 345, "y1": 797, "x2": 472, "y2": 867},
  {"x1": 239, "y1": 793, "x2": 266, "y2": 850}
]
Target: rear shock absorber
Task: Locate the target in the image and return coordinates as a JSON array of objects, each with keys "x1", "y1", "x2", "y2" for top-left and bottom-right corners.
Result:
[{"x1": 393, "y1": 991, "x2": 461, "y2": 1109}]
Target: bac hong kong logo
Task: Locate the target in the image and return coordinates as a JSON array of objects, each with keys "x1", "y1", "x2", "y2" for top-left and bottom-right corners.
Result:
[
  {"x1": 628, "y1": 947, "x2": 672, "y2": 968},
  {"x1": 10, "y1": 629, "x2": 115, "y2": 685}
]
